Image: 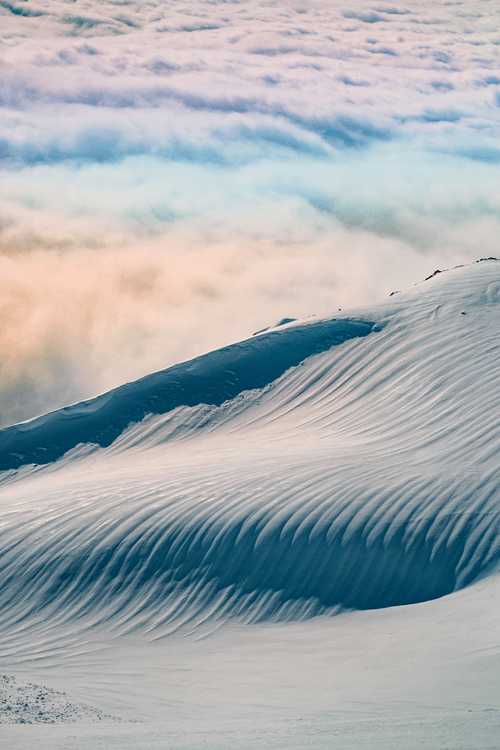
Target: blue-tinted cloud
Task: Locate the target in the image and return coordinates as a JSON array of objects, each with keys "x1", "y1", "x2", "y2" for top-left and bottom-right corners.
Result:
[{"x1": 1, "y1": 0, "x2": 500, "y2": 424}]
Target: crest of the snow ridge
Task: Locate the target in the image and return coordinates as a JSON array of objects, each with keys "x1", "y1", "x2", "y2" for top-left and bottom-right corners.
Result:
[{"x1": 0, "y1": 317, "x2": 375, "y2": 471}]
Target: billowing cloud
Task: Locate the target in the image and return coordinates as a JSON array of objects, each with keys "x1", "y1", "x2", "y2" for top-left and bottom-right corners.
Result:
[{"x1": 1, "y1": 0, "x2": 500, "y2": 424}]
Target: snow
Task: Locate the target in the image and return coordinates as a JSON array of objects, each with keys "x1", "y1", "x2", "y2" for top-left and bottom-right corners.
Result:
[
  {"x1": 0, "y1": 260, "x2": 500, "y2": 748},
  {"x1": 0, "y1": 317, "x2": 374, "y2": 470},
  {"x1": 0, "y1": 675, "x2": 125, "y2": 725}
]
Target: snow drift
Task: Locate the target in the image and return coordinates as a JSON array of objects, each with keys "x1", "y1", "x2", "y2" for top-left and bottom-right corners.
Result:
[{"x1": 0, "y1": 261, "x2": 500, "y2": 646}]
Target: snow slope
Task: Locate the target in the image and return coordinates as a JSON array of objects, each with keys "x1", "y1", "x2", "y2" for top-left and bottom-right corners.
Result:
[{"x1": 1, "y1": 260, "x2": 500, "y2": 748}]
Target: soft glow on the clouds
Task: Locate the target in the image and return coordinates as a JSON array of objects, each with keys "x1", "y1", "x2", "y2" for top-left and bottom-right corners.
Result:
[{"x1": 1, "y1": 0, "x2": 500, "y2": 424}]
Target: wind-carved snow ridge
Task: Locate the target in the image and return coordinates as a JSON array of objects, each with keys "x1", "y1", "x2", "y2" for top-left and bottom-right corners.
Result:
[
  {"x1": 0, "y1": 318, "x2": 374, "y2": 471},
  {"x1": 0, "y1": 262, "x2": 500, "y2": 647}
]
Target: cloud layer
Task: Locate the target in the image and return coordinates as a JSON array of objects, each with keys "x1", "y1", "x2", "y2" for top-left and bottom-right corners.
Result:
[{"x1": 1, "y1": 0, "x2": 500, "y2": 424}]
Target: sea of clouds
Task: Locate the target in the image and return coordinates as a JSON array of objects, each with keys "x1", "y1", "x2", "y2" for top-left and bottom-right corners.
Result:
[{"x1": 1, "y1": 0, "x2": 500, "y2": 425}]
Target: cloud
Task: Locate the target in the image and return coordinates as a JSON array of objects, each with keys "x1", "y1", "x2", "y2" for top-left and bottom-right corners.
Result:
[
  {"x1": 1, "y1": 0, "x2": 500, "y2": 423},
  {"x1": 2, "y1": 146, "x2": 499, "y2": 426},
  {"x1": 342, "y1": 10, "x2": 385, "y2": 24}
]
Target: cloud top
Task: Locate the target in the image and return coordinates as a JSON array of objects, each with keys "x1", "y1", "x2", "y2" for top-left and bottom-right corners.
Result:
[{"x1": 1, "y1": 0, "x2": 500, "y2": 424}]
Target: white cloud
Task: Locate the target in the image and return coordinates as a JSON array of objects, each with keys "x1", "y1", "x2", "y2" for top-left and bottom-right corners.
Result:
[{"x1": 1, "y1": 0, "x2": 500, "y2": 423}]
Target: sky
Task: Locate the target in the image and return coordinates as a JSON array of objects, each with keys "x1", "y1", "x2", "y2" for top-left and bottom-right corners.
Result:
[{"x1": 1, "y1": 0, "x2": 500, "y2": 426}]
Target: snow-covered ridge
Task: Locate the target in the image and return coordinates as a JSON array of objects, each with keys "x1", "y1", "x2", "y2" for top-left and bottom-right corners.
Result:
[
  {"x1": 0, "y1": 261, "x2": 499, "y2": 650},
  {"x1": 0, "y1": 317, "x2": 375, "y2": 471}
]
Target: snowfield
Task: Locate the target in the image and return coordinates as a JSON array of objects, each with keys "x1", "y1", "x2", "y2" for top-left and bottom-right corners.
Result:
[{"x1": 1, "y1": 260, "x2": 500, "y2": 749}]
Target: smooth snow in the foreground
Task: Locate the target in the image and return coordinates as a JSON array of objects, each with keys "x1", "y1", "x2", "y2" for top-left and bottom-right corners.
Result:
[{"x1": 1, "y1": 261, "x2": 500, "y2": 749}]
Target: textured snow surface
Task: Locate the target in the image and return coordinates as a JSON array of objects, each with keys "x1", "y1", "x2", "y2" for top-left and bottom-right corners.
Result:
[
  {"x1": 0, "y1": 675, "x2": 126, "y2": 724},
  {"x1": 1, "y1": 260, "x2": 500, "y2": 747}
]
